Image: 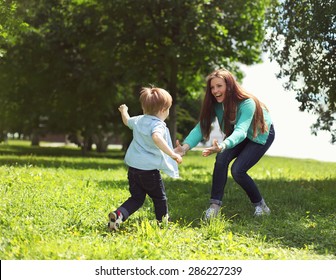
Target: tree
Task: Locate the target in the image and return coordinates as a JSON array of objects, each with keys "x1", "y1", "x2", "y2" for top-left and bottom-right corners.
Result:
[
  {"x1": 264, "y1": 0, "x2": 336, "y2": 143},
  {"x1": 107, "y1": 0, "x2": 271, "y2": 142},
  {"x1": 0, "y1": 0, "x2": 127, "y2": 150},
  {"x1": 0, "y1": 0, "x2": 28, "y2": 46},
  {"x1": 0, "y1": 0, "x2": 30, "y2": 140},
  {"x1": 0, "y1": 0, "x2": 271, "y2": 150}
]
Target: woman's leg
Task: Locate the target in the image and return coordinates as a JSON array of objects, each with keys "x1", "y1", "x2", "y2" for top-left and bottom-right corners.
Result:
[
  {"x1": 231, "y1": 125, "x2": 275, "y2": 203},
  {"x1": 210, "y1": 141, "x2": 245, "y2": 205}
]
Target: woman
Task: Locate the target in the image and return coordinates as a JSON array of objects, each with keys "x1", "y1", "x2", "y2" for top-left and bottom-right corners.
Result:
[{"x1": 175, "y1": 68, "x2": 275, "y2": 218}]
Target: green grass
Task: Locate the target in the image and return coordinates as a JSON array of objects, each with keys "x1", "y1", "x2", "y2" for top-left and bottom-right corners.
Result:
[{"x1": 0, "y1": 140, "x2": 335, "y2": 260}]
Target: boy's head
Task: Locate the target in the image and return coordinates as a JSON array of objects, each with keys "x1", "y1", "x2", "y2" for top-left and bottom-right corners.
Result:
[{"x1": 139, "y1": 87, "x2": 172, "y2": 115}]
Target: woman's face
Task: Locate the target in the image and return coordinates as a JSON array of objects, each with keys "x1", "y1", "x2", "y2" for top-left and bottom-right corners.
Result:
[{"x1": 210, "y1": 77, "x2": 226, "y2": 103}]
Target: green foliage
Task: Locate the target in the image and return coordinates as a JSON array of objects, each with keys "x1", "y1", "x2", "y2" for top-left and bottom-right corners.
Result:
[
  {"x1": 0, "y1": 141, "x2": 335, "y2": 259},
  {"x1": 0, "y1": 0, "x2": 270, "y2": 147},
  {"x1": 0, "y1": 0, "x2": 129, "y2": 148},
  {"x1": 0, "y1": 0, "x2": 28, "y2": 44},
  {"x1": 264, "y1": 0, "x2": 336, "y2": 143},
  {"x1": 109, "y1": 0, "x2": 270, "y2": 141}
]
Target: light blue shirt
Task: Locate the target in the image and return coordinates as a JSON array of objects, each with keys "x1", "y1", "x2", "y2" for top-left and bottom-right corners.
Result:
[{"x1": 124, "y1": 115, "x2": 179, "y2": 178}]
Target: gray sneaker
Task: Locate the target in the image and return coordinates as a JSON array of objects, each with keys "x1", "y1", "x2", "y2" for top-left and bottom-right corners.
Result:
[
  {"x1": 108, "y1": 211, "x2": 123, "y2": 231},
  {"x1": 205, "y1": 204, "x2": 221, "y2": 219},
  {"x1": 254, "y1": 203, "x2": 270, "y2": 216}
]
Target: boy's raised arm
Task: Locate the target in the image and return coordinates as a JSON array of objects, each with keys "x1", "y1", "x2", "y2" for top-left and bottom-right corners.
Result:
[{"x1": 118, "y1": 104, "x2": 130, "y2": 126}]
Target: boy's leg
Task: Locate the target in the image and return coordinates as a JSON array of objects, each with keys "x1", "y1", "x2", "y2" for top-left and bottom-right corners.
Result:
[
  {"x1": 115, "y1": 167, "x2": 147, "y2": 221},
  {"x1": 141, "y1": 170, "x2": 168, "y2": 222}
]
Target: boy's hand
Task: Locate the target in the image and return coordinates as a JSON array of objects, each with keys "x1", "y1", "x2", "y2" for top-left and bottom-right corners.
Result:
[
  {"x1": 119, "y1": 104, "x2": 130, "y2": 126},
  {"x1": 118, "y1": 104, "x2": 128, "y2": 113},
  {"x1": 171, "y1": 153, "x2": 183, "y2": 164}
]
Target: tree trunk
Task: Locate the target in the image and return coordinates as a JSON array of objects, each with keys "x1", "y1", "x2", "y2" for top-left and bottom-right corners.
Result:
[
  {"x1": 167, "y1": 59, "x2": 178, "y2": 144},
  {"x1": 31, "y1": 130, "x2": 40, "y2": 146},
  {"x1": 81, "y1": 134, "x2": 93, "y2": 155},
  {"x1": 94, "y1": 134, "x2": 108, "y2": 153}
]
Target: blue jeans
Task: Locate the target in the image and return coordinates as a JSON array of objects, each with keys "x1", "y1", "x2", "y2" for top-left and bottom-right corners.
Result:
[
  {"x1": 210, "y1": 125, "x2": 275, "y2": 205},
  {"x1": 117, "y1": 167, "x2": 168, "y2": 222}
]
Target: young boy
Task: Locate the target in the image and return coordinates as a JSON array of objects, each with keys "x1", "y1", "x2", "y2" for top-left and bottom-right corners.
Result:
[{"x1": 108, "y1": 87, "x2": 182, "y2": 230}]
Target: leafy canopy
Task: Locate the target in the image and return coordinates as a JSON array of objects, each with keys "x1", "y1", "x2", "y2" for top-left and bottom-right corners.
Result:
[
  {"x1": 265, "y1": 0, "x2": 336, "y2": 143},
  {"x1": 0, "y1": 0, "x2": 270, "y2": 149}
]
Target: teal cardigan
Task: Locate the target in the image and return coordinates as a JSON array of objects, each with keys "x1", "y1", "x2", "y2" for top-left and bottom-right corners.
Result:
[{"x1": 184, "y1": 98, "x2": 272, "y2": 149}]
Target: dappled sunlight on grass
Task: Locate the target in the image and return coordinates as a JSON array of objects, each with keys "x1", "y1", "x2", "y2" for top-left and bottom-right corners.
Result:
[{"x1": 0, "y1": 142, "x2": 335, "y2": 259}]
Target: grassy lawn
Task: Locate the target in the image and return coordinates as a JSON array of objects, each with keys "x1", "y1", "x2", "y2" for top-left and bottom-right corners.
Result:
[{"x1": 0, "y1": 140, "x2": 335, "y2": 260}]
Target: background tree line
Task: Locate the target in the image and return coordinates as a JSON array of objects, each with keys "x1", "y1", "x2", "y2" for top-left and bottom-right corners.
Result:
[{"x1": 0, "y1": 0, "x2": 334, "y2": 153}]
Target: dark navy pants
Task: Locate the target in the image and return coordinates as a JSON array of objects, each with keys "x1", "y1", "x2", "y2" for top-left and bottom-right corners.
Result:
[
  {"x1": 210, "y1": 125, "x2": 275, "y2": 205},
  {"x1": 117, "y1": 167, "x2": 168, "y2": 222}
]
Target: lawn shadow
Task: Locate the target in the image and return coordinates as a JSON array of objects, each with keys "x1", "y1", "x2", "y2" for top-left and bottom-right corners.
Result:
[
  {"x1": 166, "y1": 178, "x2": 212, "y2": 224},
  {"x1": 0, "y1": 157, "x2": 126, "y2": 170},
  {"x1": 167, "y1": 176, "x2": 336, "y2": 257},
  {"x1": 247, "y1": 178, "x2": 336, "y2": 257},
  {"x1": 0, "y1": 143, "x2": 125, "y2": 158},
  {"x1": 0, "y1": 144, "x2": 125, "y2": 170}
]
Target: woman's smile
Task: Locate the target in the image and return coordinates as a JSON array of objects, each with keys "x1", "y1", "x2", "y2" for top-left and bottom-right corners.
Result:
[{"x1": 210, "y1": 77, "x2": 226, "y2": 103}]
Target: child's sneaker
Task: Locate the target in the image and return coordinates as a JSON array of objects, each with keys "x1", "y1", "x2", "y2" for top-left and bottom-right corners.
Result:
[
  {"x1": 205, "y1": 203, "x2": 221, "y2": 219},
  {"x1": 108, "y1": 211, "x2": 123, "y2": 231}
]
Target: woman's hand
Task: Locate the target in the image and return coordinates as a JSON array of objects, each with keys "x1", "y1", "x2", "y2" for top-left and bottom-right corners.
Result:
[
  {"x1": 174, "y1": 140, "x2": 189, "y2": 156},
  {"x1": 202, "y1": 139, "x2": 223, "y2": 157}
]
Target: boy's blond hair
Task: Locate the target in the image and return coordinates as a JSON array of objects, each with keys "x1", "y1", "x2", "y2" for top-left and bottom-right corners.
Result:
[{"x1": 139, "y1": 87, "x2": 172, "y2": 115}]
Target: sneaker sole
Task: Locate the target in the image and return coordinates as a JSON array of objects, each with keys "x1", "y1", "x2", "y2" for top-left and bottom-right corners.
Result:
[
  {"x1": 204, "y1": 209, "x2": 220, "y2": 220},
  {"x1": 107, "y1": 212, "x2": 119, "y2": 231},
  {"x1": 254, "y1": 210, "x2": 271, "y2": 217}
]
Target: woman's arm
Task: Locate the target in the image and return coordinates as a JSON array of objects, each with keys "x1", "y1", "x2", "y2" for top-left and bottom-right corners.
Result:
[
  {"x1": 174, "y1": 140, "x2": 190, "y2": 156},
  {"x1": 180, "y1": 123, "x2": 204, "y2": 151},
  {"x1": 222, "y1": 99, "x2": 255, "y2": 149}
]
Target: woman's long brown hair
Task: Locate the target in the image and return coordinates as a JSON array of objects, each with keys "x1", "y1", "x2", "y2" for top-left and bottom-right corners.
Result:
[{"x1": 199, "y1": 68, "x2": 268, "y2": 140}]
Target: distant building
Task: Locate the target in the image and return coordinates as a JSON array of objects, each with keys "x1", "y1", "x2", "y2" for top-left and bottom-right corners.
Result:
[
  {"x1": 197, "y1": 118, "x2": 225, "y2": 148},
  {"x1": 39, "y1": 134, "x2": 67, "y2": 143}
]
